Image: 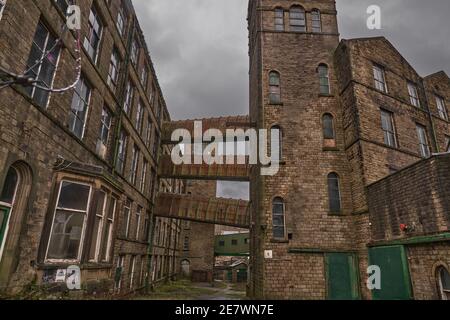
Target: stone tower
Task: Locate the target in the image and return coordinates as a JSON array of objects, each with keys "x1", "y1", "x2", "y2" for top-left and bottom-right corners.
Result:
[{"x1": 248, "y1": 0, "x2": 359, "y2": 299}]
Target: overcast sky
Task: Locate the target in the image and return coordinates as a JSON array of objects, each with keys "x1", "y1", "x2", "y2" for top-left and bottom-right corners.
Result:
[{"x1": 133, "y1": 0, "x2": 450, "y2": 199}]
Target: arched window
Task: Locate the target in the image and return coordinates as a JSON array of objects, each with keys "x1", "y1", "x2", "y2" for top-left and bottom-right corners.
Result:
[
  {"x1": 327, "y1": 173, "x2": 341, "y2": 213},
  {"x1": 274, "y1": 8, "x2": 284, "y2": 31},
  {"x1": 272, "y1": 197, "x2": 285, "y2": 238},
  {"x1": 0, "y1": 167, "x2": 19, "y2": 261},
  {"x1": 318, "y1": 64, "x2": 330, "y2": 95},
  {"x1": 269, "y1": 71, "x2": 281, "y2": 104},
  {"x1": 311, "y1": 9, "x2": 322, "y2": 32},
  {"x1": 289, "y1": 6, "x2": 306, "y2": 32},
  {"x1": 0, "y1": 167, "x2": 19, "y2": 206},
  {"x1": 271, "y1": 126, "x2": 282, "y2": 160},
  {"x1": 437, "y1": 266, "x2": 450, "y2": 300},
  {"x1": 323, "y1": 114, "x2": 335, "y2": 140}
]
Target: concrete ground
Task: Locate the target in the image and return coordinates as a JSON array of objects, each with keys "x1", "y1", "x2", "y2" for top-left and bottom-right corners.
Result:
[{"x1": 134, "y1": 280, "x2": 247, "y2": 300}]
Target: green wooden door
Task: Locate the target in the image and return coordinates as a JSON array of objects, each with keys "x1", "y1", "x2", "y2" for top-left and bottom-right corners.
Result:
[
  {"x1": 0, "y1": 207, "x2": 10, "y2": 252},
  {"x1": 368, "y1": 246, "x2": 412, "y2": 300},
  {"x1": 326, "y1": 253, "x2": 360, "y2": 300}
]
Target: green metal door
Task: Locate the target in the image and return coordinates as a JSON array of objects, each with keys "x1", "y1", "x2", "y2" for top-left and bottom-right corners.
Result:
[
  {"x1": 0, "y1": 206, "x2": 10, "y2": 252},
  {"x1": 326, "y1": 253, "x2": 360, "y2": 300},
  {"x1": 368, "y1": 246, "x2": 412, "y2": 300}
]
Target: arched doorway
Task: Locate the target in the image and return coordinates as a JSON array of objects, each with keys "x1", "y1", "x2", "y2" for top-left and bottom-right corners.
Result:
[
  {"x1": 181, "y1": 259, "x2": 190, "y2": 277},
  {"x1": 0, "y1": 161, "x2": 32, "y2": 287},
  {"x1": 437, "y1": 266, "x2": 450, "y2": 300}
]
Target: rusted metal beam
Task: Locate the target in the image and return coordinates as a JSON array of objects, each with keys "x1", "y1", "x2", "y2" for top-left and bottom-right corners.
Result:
[{"x1": 154, "y1": 192, "x2": 251, "y2": 228}]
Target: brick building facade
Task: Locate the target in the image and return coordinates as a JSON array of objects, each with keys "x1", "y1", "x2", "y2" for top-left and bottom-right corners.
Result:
[
  {"x1": 0, "y1": 0, "x2": 184, "y2": 296},
  {"x1": 247, "y1": 0, "x2": 450, "y2": 299}
]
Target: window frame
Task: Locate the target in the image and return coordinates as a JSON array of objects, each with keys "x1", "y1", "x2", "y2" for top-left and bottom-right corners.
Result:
[
  {"x1": 83, "y1": 6, "x2": 103, "y2": 63},
  {"x1": 311, "y1": 9, "x2": 322, "y2": 33},
  {"x1": 373, "y1": 64, "x2": 388, "y2": 93},
  {"x1": 318, "y1": 64, "x2": 330, "y2": 95},
  {"x1": 327, "y1": 173, "x2": 342, "y2": 213},
  {"x1": 380, "y1": 109, "x2": 397, "y2": 148},
  {"x1": 99, "y1": 105, "x2": 112, "y2": 148},
  {"x1": 45, "y1": 180, "x2": 93, "y2": 263},
  {"x1": 116, "y1": 3, "x2": 127, "y2": 38},
  {"x1": 69, "y1": 75, "x2": 91, "y2": 140},
  {"x1": 107, "y1": 47, "x2": 121, "y2": 92},
  {"x1": 272, "y1": 197, "x2": 286, "y2": 239},
  {"x1": 25, "y1": 21, "x2": 61, "y2": 108},
  {"x1": 323, "y1": 113, "x2": 335, "y2": 140},
  {"x1": 269, "y1": 71, "x2": 281, "y2": 104},
  {"x1": 274, "y1": 8, "x2": 284, "y2": 31},
  {"x1": 289, "y1": 6, "x2": 306, "y2": 32},
  {"x1": 407, "y1": 82, "x2": 421, "y2": 108},
  {"x1": 130, "y1": 145, "x2": 140, "y2": 185},
  {"x1": 116, "y1": 130, "x2": 128, "y2": 175},
  {"x1": 416, "y1": 124, "x2": 431, "y2": 158},
  {"x1": 89, "y1": 190, "x2": 107, "y2": 262},
  {"x1": 436, "y1": 95, "x2": 448, "y2": 121}
]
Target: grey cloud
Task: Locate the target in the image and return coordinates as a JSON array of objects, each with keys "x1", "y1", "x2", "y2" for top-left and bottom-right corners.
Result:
[{"x1": 132, "y1": 0, "x2": 449, "y2": 199}]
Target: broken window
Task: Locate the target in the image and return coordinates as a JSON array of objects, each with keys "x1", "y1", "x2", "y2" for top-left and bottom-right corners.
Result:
[
  {"x1": 436, "y1": 95, "x2": 448, "y2": 121},
  {"x1": 323, "y1": 113, "x2": 335, "y2": 140},
  {"x1": 116, "y1": 130, "x2": 128, "y2": 175},
  {"x1": 83, "y1": 6, "x2": 103, "y2": 62},
  {"x1": 116, "y1": 3, "x2": 127, "y2": 37},
  {"x1": 438, "y1": 266, "x2": 450, "y2": 300},
  {"x1": 100, "y1": 196, "x2": 116, "y2": 262},
  {"x1": 69, "y1": 76, "x2": 91, "y2": 139},
  {"x1": 373, "y1": 64, "x2": 387, "y2": 93},
  {"x1": 107, "y1": 47, "x2": 121, "y2": 92},
  {"x1": 89, "y1": 191, "x2": 106, "y2": 262},
  {"x1": 25, "y1": 21, "x2": 61, "y2": 108},
  {"x1": 407, "y1": 82, "x2": 421, "y2": 108},
  {"x1": 46, "y1": 181, "x2": 91, "y2": 261},
  {"x1": 318, "y1": 64, "x2": 330, "y2": 95},
  {"x1": 123, "y1": 81, "x2": 134, "y2": 115},
  {"x1": 381, "y1": 110, "x2": 397, "y2": 148}
]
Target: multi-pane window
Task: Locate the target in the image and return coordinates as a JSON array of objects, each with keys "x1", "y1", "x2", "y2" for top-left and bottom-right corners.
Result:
[
  {"x1": 373, "y1": 64, "x2": 387, "y2": 92},
  {"x1": 407, "y1": 82, "x2": 421, "y2": 108},
  {"x1": 436, "y1": 96, "x2": 448, "y2": 120},
  {"x1": 116, "y1": 4, "x2": 127, "y2": 37},
  {"x1": 141, "y1": 66, "x2": 148, "y2": 87},
  {"x1": 114, "y1": 255, "x2": 124, "y2": 291},
  {"x1": 89, "y1": 191, "x2": 106, "y2": 262},
  {"x1": 416, "y1": 124, "x2": 430, "y2": 158},
  {"x1": 136, "y1": 100, "x2": 144, "y2": 133},
  {"x1": 101, "y1": 196, "x2": 116, "y2": 262},
  {"x1": 130, "y1": 145, "x2": 140, "y2": 185},
  {"x1": 99, "y1": 106, "x2": 112, "y2": 148},
  {"x1": 380, "y1": 110, "x2": 397, "y2": 148},
  {"x1": 123, "y1": 200, "x2": 131, "y2": 238},
  {"x1": 269, "y1": 71, "x2": 281, "y2": 104},
  {"x1": 143, "y1": 212, "x2": 151, "y2": 242},
  {"x1": 271, "y1": 126, "x2": 282, "y2": 161},
  {"x1": 46, "y1": 181, "x2": 92, "y2": 261},
  {"x1": 107, "y1": 48, "x2": 121, "y2": 92},
  {"x1": 289, "y1": 6, "x2": 306, "y2": 32},
  {"x1": 135, "y1": 206, "x2": 142, "y2": 240},
  {"x1": 183, "y1": 236, "x2": 189, "y2": 251},
  {"x1": 123, "y1": 81, "x2": 134, "y2": 115},
  {"x1": 327, "y1": 173, "x2": 341, "y2": 213},
  {"x1": 55, "y1": 0, "x2": 73, "y2": 15},
  {"x1": 130, "y1": 37, "x2": 139, "y2": 66},
  {"x1": 437, "y1": 266, "x2": 450, "y2": 300},
  {"x1": 129, "y1": 255, "x2": 136, "y2": 289},
  {"x1": 323, "y1": 114, "x2": 335, "y2": 140},
  {"x1": 83, "y1": 6, "x2": 103, "y2": 62},
  {"x1": 272, "y1": 197, "x2": 285, "y2": 239},
  {"x1": 140, "y1": 160, "x2": 148, "y2": 193},
  {"x1": 145, "y1": 118, "x2": 153, "y2": 148},
  {"x1": 318, "y1": 64, "x2": 330, "y2": 95},
  {"x1": 116, "y1": 130, "x2": 128, "y2": 175},
  {"x1": 69, "y1": 76, "x2": 91, "y2": 139},
  {"x1": 311, "y1": 9, "x2": 322, "y2": 32},
  {"x1": 25, "y1": 22, "x2": 61, "y2": 107},
  {"x1": 274, "y1": 8, "x2": 284, "y2": 31}
]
